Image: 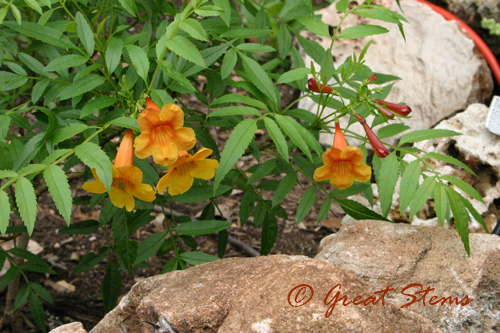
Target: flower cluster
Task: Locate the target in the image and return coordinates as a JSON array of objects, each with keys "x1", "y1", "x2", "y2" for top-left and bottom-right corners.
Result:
[{"x1": 83, "y1": 98, "x2": 219, "y2": 211}]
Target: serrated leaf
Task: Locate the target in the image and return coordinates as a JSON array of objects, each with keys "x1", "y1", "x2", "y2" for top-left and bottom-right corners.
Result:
[
  {"x1": 296, "y1": 186, "x2": 316, "y2": 223},
  {"x1": 399, "y1": 129, "x2": 462, "y2": 146},
  {"x1": 441, "y1": 175, "x2": 483, "y2": 202},
  {"x1": 247, "y1": 159, "x2": 277, "y2": 184},
  {"x1": 80, "y1": 96, "x2": 118, "y2": 119},
  {"x1": 354, "y1": 8, "x2": 400, "y2": 24},
  {"x1": 75, "y1": 142, "x2": 113, "y2": 192},
  {"x1": 179, "y1": 251, "x2": 219, "y2": 265},
  {"x1": 29, "y1": 293, "x2": 46, "y2": 332},
  {"x1": 240, "y1": 54, "x2": 278, "y2": 107},
  {"x1": 0, "y1": 7, "x2": 8, "y2": 25},
  {"x1": 423, "y1": 152, "x2": 475, "y2": 176},
  {"x1": 445, "y1": 187, "x2": 470, "y2": 255},
  {"x1": 337, "y1": 24, "x2": 389, "y2": 39},
  {"x1": 376, "y1": 152, "x2": 399, "y2": 216},
  {"x1": 102, "y1": 261, "x2": 121, "y2": 312},
  {"x1": 214, "y1": 0, "x2": 231, "y2": 25},
  {"x1": 174, "y1": 220, "x2": 232, "y2": 236},
  {"x1": 433, "y1": 184, "x2": 448, "y2": 226},
  {"x1": 335, "y1": 197, "x2": 390, "y2": 221},
  {"x1": 220, "y1": 28, "x2": 272, "y2": 39},
  {"x1": 239, "y1": 190, "x2": 255, "y2": 225},
  {"x1": 236, "y1": 43, "x2": 275, "y2": 53},
  {"x1": 134, "y1": 231, "x2": 168, "y2": 265},
  {"x1": 0, "y1": 115, "x2": 10, "y2": 140},
  {"x1": 277, "y1": 68, "x2": 310, "y2": 84},
  {"x1": 24, "y1": 0, "x2": 43, "y2": 14},
  {"x1": 53, "y1": 123, "x2": 89, "y2": 144},
  {"x1": 58, "y1": 74, "x2": 105, "y2": 100},
  {"x1": 74, "y1": 251, "x2": 106, "y2": 273},
  {"x1": 180, "y1": 18, "x2": 208, "y2": 41},
  {"x1": 44, "y1": 165, "x2": 72, "y2": 224},
  {"x1": 261, "y1": 215, "x2": 277, "y2": 255},
  {"x1": 125, "y1": 45, "x2": 149, "y2": 83},
  {"x1": 377, "y1": 123, "x2": 410, "y2": 140},
  {"x1": 32, "y1": 80, "x2": 50, "y2": 104},
  {"x1": 10, "y1": 5, "x2": 22, "y2": 25},
  {"x1": 4, "y1": 21, "x2": 75, "y2": 49},
  {"x1": 399, "y1": 160, "x2": 421, "y2": 214},
  {"x1": 297, "y1": 16, "x2": 330, "y2": 37},
  {"x1": 117, "y1": 0, "x2": 137, "y2": 17},
  {"x1": 208, "y1": 106, "x2": 261, "y2": 118},
  {"x1": 263, "y1": 117, "x2": 289, "y2": 161},
  {"x1": 31, "y1": 283, "x2": 53, "y2": 304},
  {"x1": 274, "y1": 114, "x2": 312, "y2": 160},
  {"x1": 14, "y1": 284, "x2": 29, "y2": 310},
  {"x1": 76, "y1": 12, "x2": 95, "y2": 56},
  {"x1": 409, "y1": 176, "x2": 437, "y2": 219},
  {"x1": 221, "y1": 48, "x2": 237, "y2": 79},
  {"x1": 336, "y1": 0, "x2": 349, "y2": 12},
  {"x1": 0, "y1": 267, "x2": 20, "y2": 289},
  {"x1": 167, "y1": 184, "x2": 231, "y2": 203},
  {"x1": 15, "y1": 177, "x2": 37, "y2": 235},
  {"x1": 18, "y1": 53, "x2": 45, "y2": 75},
  {"x1": 105, "y1": 37, "x2": 123, "y2": 73},
  {"x1": 112, "y1": 211, "x2": 137, "y2": 274},
  {"x1": 165, "y1": 35, "x2": 206, "y2": 67},
  {"x1": 462, "y1": 196, "x2": 489, "y2": 233},
  {"x1": 214, "y1": 118, "x2": 257, "y2": 192},
  {"x1": 107, "y1": 117, "x2": 140, "y2": 131},
  {"x1": 211, "y1": 94, "x2": 268, "y2": 110},
  {"x1": 58, "y1": 219, "x2": 99, "y2": 234},
  {"x1": 272, "y1": 171, "x2": 297, "y2": 207},
  {"x1": 278, "y1": 24, "x2": 292, "y2": 59},
  {"x1": 0, "y1": 190, "x2": 10, "y2": 234},
  {"x1": 317, "y1": 195, "x2": 332, "y2": 223}
]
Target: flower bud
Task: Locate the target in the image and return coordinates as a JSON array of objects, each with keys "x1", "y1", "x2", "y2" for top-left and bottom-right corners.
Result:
[
  {"x1": 114, "y1": 129, "x2": 135, "y2": 167},
  {"x1": 367, "y1": 74, "x2": 377, "y2": 83},
  {"x1": 374, "y1": 99, "x2": 412, "y2": 116},
  {"x1": 354, "y1": 113, "x2": 389, "y2": 158},
  {"x1": 333, "y1": 122, "x2": 347, "y2": 150},
  {"x1": 145, "y1": 97, "x2": 160, "y2": 111},
  {"x1": 308, "y1": 78, "x2": 333, "y2": 94},
  {"x1": 378, "y1": 107, "x2": 395, "y2": 119}
]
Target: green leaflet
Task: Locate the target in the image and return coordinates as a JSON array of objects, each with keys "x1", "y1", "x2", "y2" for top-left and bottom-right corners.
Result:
[
  {"x1": 214, "y1": 118, "x2": 257, "y2": 193},
  {"x1": 376, "y1": 152, "x2": 399, "y2": 217},
  {"x1": 445, "y1": 187, "x2": 470, "y2": 255},
  {"x1": 240, "y1": 54, "x2": 279, "y2": 107},
  {"x1": 112, "y1": 211, "x2": 137, "y2": 274},
  {"x1": 58, "y1": 74, "x2": 105, "y2": 100},
  {"x1": 174, "y1": 220, "x2": 232, "y2": 236},
  {"x1": 102, "y1": 261, "x2": 121, "y2": 313},
  {"x1": 337, "y1": 25, "x2": 389, "y2": 39},
  {"x1": 399, "y1": 129, "x2": 462, "y2": 146},
  {"x1": 44, "y1": 165, "x2": 72, "y2": 225},
  {"x1": 75, "y1": 142, "x2": 113, "y2": 192},
  {"x1": 409, "y1": 176, "x2": 436, "y2": 219},
  {"x1": 399, "y1": 160, "x2": 421, "y2": 214},
  {"x1": 274, "y1": 114, "x2": 312, "y2": 161},
  {"x1": 179, "y1": 251, "x2": 220, "y2": 265},
  {"x1": 0, "y1": 190, "x2": 10, "y2": 234},
  {"x1": 165, "y1": 35, "x2": 206, "y2": 67},
  {"x1": 125, "y1": 45, "x2": 149, "y2": 83},
  {"x1": 272, "y1": 171, "x2": 298, "y2": 207},
  {"x1": 76, "y1": 12, "x2": 95, "y2": 56},
  {"x1": 296, "y1": 186, "x2": 316, "y2": 223},
  {"x1": 15, "y1": 177, "x2": 37, "y2": 236}
]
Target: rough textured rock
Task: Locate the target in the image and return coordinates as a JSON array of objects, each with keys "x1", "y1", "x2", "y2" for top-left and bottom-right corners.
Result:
[
  {"x1": 315, "y1": 220, "x2": 500, "y2": 332},
  {"x1": 299, "y1": 0, "x2": 493, "y2": 146},
  {"x1": 49, "y1": 322, "x2": 87, "y2": 333},
  {"x1": 410, "y1": 103, "x2": 500, "y2": 231},
  {"x1": 428, "y1": 0, "x2": 500, "y2": 58},
  {"x1": 90, "y1": 255, "x2": 438, "y2": 333}
]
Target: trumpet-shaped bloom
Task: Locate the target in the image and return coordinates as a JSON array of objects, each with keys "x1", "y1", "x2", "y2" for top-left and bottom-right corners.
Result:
[
  {"x1": 134, "y1": 98, "x2": 196, "y2": 166},
  {"x1": 156, "y1": 148, "x2": 219, "y2": 195},
  {"x1": 314, "y1": 123, "x2": 371, "y2": 189},
  {"x1": 82, "y1": 130, "x2": 156, "y2": 211}
]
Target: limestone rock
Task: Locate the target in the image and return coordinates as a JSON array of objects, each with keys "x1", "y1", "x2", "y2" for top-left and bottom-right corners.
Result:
[
  {"x1": 315, "y1": 220, "x2": 500, "y2": 331},
  {"x1": 298, "y1": 0, "x2": 493, "y2": 146},
  {"x1": 49, "y1": 322, "x2": 87, "y2": 333},
  {"x1": 411, "y1": 103, "x2": 500, "y2": 230},
  {"x1": 90, "y1": 255, "x2": 437, "y2": 332}
]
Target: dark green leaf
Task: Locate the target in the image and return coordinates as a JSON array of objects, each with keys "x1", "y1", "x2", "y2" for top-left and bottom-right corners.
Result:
[
  {"x1": 174, "y1": 220, "x2": 232, "y2": 236},
  {"x1": 179, "y1": 251, "x2": 219, "y2": 265},
  {"x1": 58, "y1": 219, "x2": 99, "y2": 235},
  {"x1": 134, "y1": 231, "x2": 168, "y2": 265},
  {"x1": 272, "y1": 171, "x2": 297, "y2": 207},
  {"x1": 335, "y1": 197, "x2": 390, "y2": 221},
  {"x1": 76, "y1": 12, "x2": 95, "y2": 56},
  {"x1": 75, "y1": 142, "x2": 113, "y2": 192},
  {"x1": 102, "y1": 261, "x2": 121, "y2": 312},
  {"x1": 15, "y1": 177, "x2": 37, "y2": 235},
  {"x1": 296, "y1": 186, "x2": 316, "y2": 223},
  {"x1": 44, "y1": 165, "x2": 72, "y2": 224}
]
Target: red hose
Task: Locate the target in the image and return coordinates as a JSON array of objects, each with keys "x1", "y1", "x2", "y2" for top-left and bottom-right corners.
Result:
[{"x1": 416, "y1": 0, "x2": 500, "y2": 86}]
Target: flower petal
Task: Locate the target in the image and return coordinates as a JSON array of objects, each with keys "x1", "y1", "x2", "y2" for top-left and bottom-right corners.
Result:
[
  {"x1": 323, "y1": 147, "x2": 342, "y2": 165},
  {"x1": 134, "y1": 133, "x2": 153, "y2": 159},
  {"x1": 159, "y1": 104, "x2": 184, "y2": 128},
  {"x1": 352, "y1": 163, "x2": 372, "y2": 183},
  {"x1": 330, "y1": 174, "x2": 354, "y2": 190},
  {"x1": 313, "y1": 165, "x2": 331, "y2": 182},
  {"x1": 173, "y1": 127, "x2": 196, "y2": 150},
  {"x1": 152, "y1": 139, "x2": 178, "y2": 166},
  {"x1": 189, "y1": 159, "x2": 219, "y2": 180},
  {"x1": 166, "y1": 170, "x2": 194, "y2": 195},
  {"x1": 137, "y1": 108, "x2": 161, "y2": 133},
  {"x1": 82, "y1": 179, "x2": 107, "y2": 193},
  {"x1": 116, "y1": 165, "x2": 143, "y2": 184},
  {"x1": 190, "y1": 148, "x2": 213, "y2": 162},
  {"x1": 156, "y1": 171, "x2": 173, "y2": 193},
  {"x1": 132, "y1": 183, "x2": 156, "y2": 202},
  {"x1": 341, "y1": 146, "x2": 364, "y2": 164},
  {"x1": 110, "y1": 187, "x2": 135, "y2": 212}
]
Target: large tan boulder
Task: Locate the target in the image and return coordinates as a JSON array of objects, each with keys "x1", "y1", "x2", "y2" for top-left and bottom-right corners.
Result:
[
  {"x1": 315, "y1": 220, "x2": 500, "y2": 332},
  {"x1": 90, "y1": 255, "x2": 437, "y2": 332}
]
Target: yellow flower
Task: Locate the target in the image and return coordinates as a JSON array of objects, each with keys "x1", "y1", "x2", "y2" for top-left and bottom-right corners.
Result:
[
  {"x1": 82, "y1": 130, "x2": 156, "y2": 211},
  {"x1": 134, "y1": 98, "x2": 196, "y2": 166},
  {"x1": 156, "y1": 148, "x2": 219, "y2": 195},
  {"x1": 313, "y1": 123, "x2": 371, "y2": 189}
]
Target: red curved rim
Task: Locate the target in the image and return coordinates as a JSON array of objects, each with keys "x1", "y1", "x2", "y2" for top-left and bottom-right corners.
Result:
[{"x1": 416, "y1": 0, "x2": 500, "y2": 86}]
